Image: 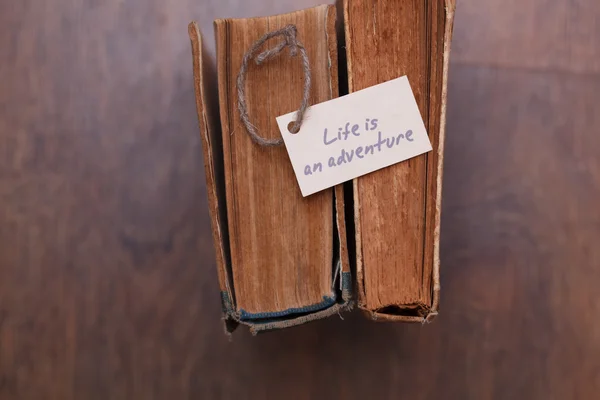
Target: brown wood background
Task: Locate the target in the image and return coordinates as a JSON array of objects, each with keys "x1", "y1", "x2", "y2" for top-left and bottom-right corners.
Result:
[{"x1": 1, "y1": 0, "x2": 598, "y2": 399}]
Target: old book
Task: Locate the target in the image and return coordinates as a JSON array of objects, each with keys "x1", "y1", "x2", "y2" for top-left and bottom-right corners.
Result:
[
  {"x1": 189, "y1": 22, "x2": 238, "y2": 333},
  {"x1": 190, "y1": 5, "x2": 350, "y2": 334},
  {"x1": 343, "y1": 0, "x2": 456, "y2": 321}
]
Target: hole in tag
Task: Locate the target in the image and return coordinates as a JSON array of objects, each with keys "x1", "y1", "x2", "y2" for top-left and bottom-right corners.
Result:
[{"x1": 287, "y1": 121, "x2": 300, "y2": 134}]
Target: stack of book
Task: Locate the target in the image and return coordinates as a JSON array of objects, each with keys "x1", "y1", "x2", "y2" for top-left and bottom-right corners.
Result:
[{"x1": 189, "y1": 0, "x2": 456, "y2": 334}]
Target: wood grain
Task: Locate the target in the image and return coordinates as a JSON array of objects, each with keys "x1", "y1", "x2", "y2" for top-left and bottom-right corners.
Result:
[
  {"x1": 452, "y1": 0, "x2": 600, "y2": 73},
  {"x1": 1, "y1": 0, "x2": 600, "y2": 399},
  {"x1": 435, "y1": 65, "x2": 600, "y2": 400},
  {"x1": 215, "y1": 6, "x2": 337, "y2": 315}
]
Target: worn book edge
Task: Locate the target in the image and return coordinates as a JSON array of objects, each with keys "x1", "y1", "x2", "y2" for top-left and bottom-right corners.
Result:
[
  {"x1": 189, "y1": 22, "x2": 238, "y2": 334},
  {"x1": 189, "y1": 5, "x2": 352, "y2": 335},
  {"x1": 344, "y1": 0, "x2": 456, "y2": 323}
]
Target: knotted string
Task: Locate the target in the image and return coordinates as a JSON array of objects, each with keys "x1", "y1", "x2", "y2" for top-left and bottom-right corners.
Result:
[{"x1": 236, "y1": 25, "x2": 311, "y2": 147}]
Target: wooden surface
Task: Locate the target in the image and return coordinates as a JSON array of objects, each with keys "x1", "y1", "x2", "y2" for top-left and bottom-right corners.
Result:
[
  {"x1": 0, "y1": 0, "x2": 599, "y2": 399},
  {"x1": 214, "y1": 6, "x2": 337, "y2": 315}
]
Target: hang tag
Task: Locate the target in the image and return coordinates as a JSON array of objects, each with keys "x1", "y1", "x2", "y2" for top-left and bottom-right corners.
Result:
[{"x1": 277, "y1": 76, "x2": 432, "y2": 197}]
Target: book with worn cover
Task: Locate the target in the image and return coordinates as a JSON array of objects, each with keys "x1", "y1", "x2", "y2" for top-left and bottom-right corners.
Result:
[
  {"x1": 343, "y1": 0, "x2": 456, "y2": 322},
  {"x1": 189, "y1": 5, "x2": 351, "y2": 334}
]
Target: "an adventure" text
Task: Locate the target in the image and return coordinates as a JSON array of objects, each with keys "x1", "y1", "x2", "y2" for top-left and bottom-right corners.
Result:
[{"x1": 303, "y1": 118, "x2": 414, "y2": 176}]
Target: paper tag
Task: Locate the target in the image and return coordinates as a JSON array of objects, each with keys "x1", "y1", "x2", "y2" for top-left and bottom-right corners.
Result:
[{"x1": 277, "y1": 76, "x2": 432, "y2": 197}]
